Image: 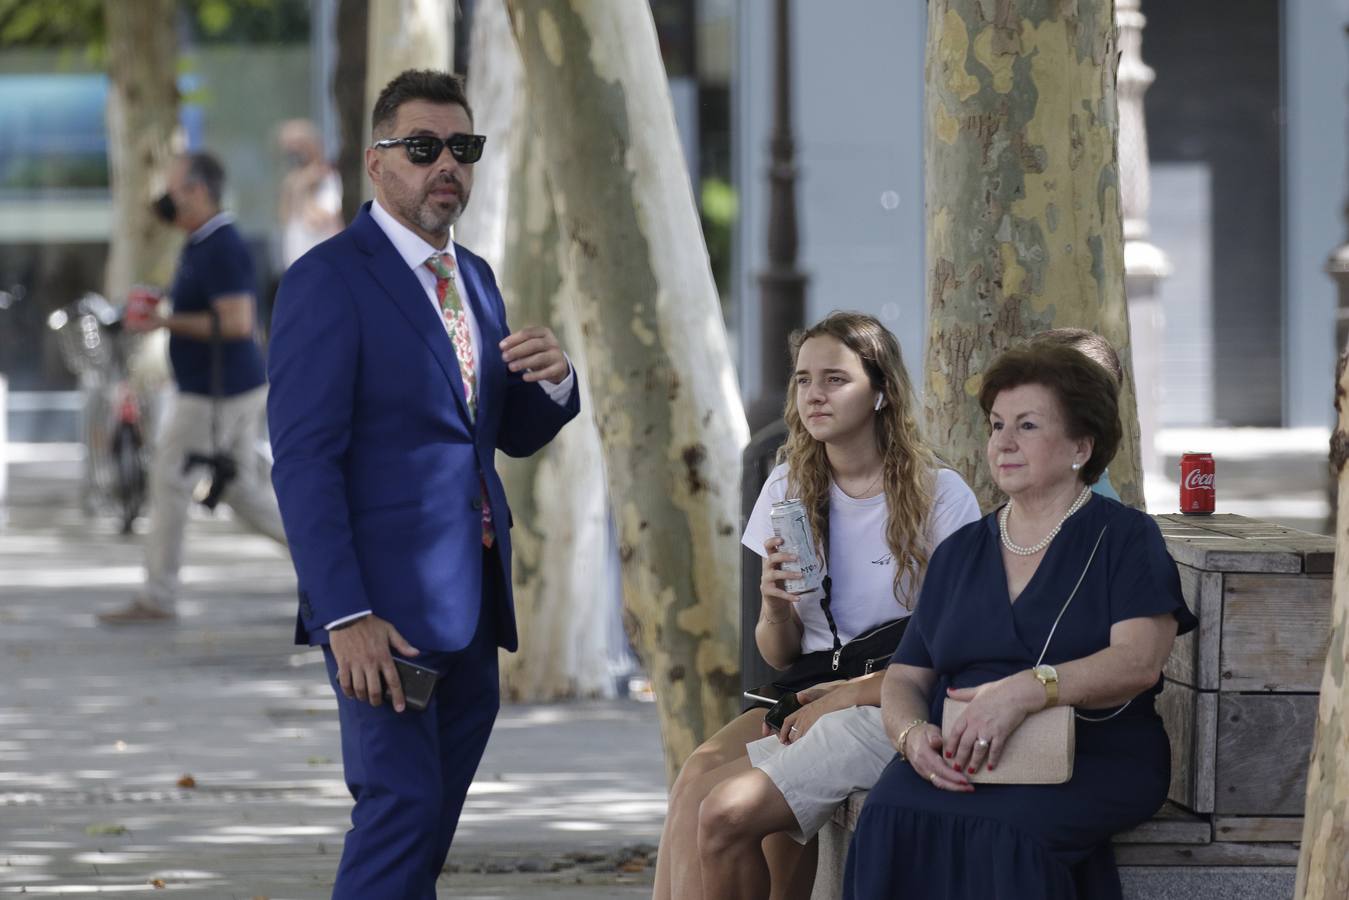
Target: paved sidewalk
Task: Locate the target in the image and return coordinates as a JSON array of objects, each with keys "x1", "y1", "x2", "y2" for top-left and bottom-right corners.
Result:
[{"x1": 0, "y1": 455, "x2": 665, "y2": 898}]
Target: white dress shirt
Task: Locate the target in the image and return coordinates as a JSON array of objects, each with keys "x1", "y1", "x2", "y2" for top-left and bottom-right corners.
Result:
[
  {"x1": 368, "y1": 199, "x2": 574, "y2": 403},
  {"x1": 324, "y1": 201, "x2": 575, "y2": 632}
]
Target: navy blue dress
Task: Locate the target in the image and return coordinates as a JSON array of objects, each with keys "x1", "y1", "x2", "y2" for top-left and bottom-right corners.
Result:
[{"x1": 844, "y1": 497, "x2": 1198, "y2": 900}]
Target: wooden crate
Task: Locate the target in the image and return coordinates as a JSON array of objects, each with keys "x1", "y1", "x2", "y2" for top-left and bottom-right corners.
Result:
[{"x1": 1156, "y1": 514, "x2": 1333, "y2": 829}]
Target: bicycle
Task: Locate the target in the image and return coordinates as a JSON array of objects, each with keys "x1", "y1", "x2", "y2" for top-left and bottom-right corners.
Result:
[{"x1": 46, "y1": 293, "x2": 152, "y2": 534}]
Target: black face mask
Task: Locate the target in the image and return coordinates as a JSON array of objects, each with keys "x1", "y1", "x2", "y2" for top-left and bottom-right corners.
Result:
[{"x1": 152, "y1": 193, "x2": 177, "y2": 224}]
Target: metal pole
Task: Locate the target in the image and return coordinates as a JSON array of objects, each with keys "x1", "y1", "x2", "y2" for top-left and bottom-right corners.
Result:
[{"x1": 748, "y1": 0, "x2": 808, "y2": 432}]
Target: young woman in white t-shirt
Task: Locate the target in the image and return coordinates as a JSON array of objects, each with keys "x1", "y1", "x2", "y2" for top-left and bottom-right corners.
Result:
[{"x1": 652, "y1": 312, "x2": 980, "y2": 900}]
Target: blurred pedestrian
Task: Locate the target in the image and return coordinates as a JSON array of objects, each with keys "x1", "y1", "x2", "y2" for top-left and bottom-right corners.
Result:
[
  {"x1": 98, "y1": 152, "x2": 287, "y2": 625},
  {"x1": 267, "y1": 69, "x2": 580, "y2": 897},
  {"x1": 1029, "y1": 327, "x2": 1124, "y2": 502},
  {"x1": 276, "y1": 118, "x2": 342, "y2": 269}
]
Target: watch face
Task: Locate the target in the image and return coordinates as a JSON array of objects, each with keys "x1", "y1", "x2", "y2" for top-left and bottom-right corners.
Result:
[{"x1": 1035, "y1": 664, "x2": 1058, "y2": 683}]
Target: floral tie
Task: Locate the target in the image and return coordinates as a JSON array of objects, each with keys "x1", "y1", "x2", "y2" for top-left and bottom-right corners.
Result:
[{"x1": 424, "y1": 252, "x2": 494, "y2": 548}]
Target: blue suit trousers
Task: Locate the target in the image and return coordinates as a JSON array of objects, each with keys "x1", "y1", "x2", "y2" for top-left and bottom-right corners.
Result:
[{"x1": 323, "y1": 551, "x2": 503, "y2": 899}]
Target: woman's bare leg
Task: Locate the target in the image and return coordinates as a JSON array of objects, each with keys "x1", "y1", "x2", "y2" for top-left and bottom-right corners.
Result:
[
  {"x1": 697, "y1": 766, "x2": 801, "y2": 899},
  {"x1": 767, "y1": 833, "x2": 816, "y2": 900},
  {"x1": 653, "y1": 708, "x2": 768, "y2": 900}
]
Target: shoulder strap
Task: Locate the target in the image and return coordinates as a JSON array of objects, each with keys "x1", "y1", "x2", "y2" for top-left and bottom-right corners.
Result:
[
  {"x1": 817, "y1": 575, "x2": 845, "y2": 670},
  {"x1": 1034, "y1": 525, "x2": 1108, "y2": 667}
]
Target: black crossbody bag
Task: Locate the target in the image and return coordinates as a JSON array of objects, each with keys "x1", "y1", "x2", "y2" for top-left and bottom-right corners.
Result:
[{"x1": 770, "y1": 575, "x2": 910, "y2": 692}]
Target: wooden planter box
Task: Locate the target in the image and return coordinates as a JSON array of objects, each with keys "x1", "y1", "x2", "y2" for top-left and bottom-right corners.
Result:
[{"x1": 1155, "y1": 514, "x2": 1333, "y2": 836}]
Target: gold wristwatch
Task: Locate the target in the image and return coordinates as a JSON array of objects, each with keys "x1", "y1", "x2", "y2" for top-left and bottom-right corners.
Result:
[{"x1": 1033, "y1": 664, "x2": 1059, "y2": 708}]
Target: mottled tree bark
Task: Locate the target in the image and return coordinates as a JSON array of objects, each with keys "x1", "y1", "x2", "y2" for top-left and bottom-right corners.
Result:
[
  {"x1": 495, "y1": 146, "x2": 615, "y2": 701},
  {"x1": 505, "y1": 0, "x2": 749, "y2": 780},
  {"x1": 1296, "y1": 350, "x2": 1349, "y2": 898},
  {"x1": 364, "y1": 0, "x2": 455, "y2": 186},
  {"x1": 458, "y1": 0, "x2": 613, "y2": 701},
  {"x1": 457, "y1": 0, "x2": 518, "y2": 269},
  {"x1": 102, "y1": 0, "x2": 180, "y2": 304},
  {"x1": 923, "y1": 0, "x2": 1143, "y2": 511}
]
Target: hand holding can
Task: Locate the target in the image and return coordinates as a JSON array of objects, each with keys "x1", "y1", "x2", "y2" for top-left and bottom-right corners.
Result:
[
  {"x1": 124, "y1": 284, "x2": 162, "y2": 329},
  {"x1": 769, "y1": 499, "x2": 825, "y2": 593}
]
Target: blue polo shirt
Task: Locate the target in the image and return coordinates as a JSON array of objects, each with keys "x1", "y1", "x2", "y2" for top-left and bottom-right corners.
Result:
[{"x1": 168, "y1": 214, "x2": 267, "y2": 397}]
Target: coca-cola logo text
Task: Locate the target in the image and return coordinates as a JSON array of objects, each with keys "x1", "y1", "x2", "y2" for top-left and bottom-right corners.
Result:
[{"x1": 1183, "y1": 469, "x2": 1215, "y2": 491}]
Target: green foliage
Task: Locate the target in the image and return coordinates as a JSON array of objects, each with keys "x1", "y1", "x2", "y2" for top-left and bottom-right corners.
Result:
[
  {"x1": 700, "y1": 177, "x2": 737, "y2": 303},
  {"x1": 0, "y1": 0, "x2": 309, "y2": 51},
  {"x1": 184, "y1": 0, "x2": 309, "y2": 44},
  {"x1": 0, "y1": 0, "x2": 103, "y2": 54},
  {"x1": 2, "y1": 156, "x2": 108, "y2": 190}
]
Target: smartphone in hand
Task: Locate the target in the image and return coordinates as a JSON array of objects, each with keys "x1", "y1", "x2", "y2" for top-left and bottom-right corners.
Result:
[
  {"x1": 743, "y1": 682, "x2": 790, "y2": 709},
  {"x1": 763, "y1": 691, "x2": 804, "y2": 733},
  {"x1": 382, "y1": 657, "x2": 439, "y2": 712}
]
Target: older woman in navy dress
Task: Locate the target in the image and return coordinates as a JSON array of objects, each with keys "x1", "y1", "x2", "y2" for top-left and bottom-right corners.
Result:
[{"x1": 844, "y1": 344, "x2": 1198, "y2": 899}]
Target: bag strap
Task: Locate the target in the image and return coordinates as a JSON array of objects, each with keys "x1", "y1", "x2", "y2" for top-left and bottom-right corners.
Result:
[
  {"x1": 206, "y1": 307, "x2": 223, "y2": 453},
  {"x1": 1034, "y1": 525, "x2": 1108, "y2": 667},
  {"x1": 1027, "y1": 522, "x2": 1136, "y2": 723},
  {"x1": 811, "y1": 491, "x2": 845, "y2": 670},
  {"x1": 817, "y1": 575, "x2": 845, "y2": 670}
]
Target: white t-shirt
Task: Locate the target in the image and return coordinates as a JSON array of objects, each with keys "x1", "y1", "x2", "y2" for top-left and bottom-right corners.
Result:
[{"x1": 743, "y1": 463, "x2": 981, "y2": 653}]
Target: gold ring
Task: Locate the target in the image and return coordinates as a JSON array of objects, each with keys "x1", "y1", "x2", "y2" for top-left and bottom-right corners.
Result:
[{"x1": 929, "y1": 772, "x2": 938, "y2": 784}]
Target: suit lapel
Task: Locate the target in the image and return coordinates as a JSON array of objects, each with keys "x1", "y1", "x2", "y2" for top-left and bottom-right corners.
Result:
[{"x1": 351, "y1": 207, "x2": 473, "y2": 426}]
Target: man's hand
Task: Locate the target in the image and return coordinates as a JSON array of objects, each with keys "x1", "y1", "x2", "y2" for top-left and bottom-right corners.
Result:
[
  {"x1": 328, "y1": 615, "x2": 420, "y2": 712},
  {"x1": 123, "y1": 313, "x2": 166, "y2": 334},
  {"x1": 499, "y1": 326, "x2": 568, "y2": 384}
]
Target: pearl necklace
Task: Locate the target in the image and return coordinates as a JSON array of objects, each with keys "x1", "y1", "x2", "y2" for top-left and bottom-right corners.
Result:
[{"x1": 999, "y1": 485, "x2": 1093, "y2": 556}]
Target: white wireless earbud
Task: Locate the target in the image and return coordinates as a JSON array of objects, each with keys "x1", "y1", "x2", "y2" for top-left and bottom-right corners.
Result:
[{"x1": 874, "y1": 395, "x2": 884, "y2": 411}]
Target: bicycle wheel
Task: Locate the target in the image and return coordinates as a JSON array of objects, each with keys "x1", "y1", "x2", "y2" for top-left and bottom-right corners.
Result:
[
  {"x1": 112, "y1": 422, "x2": 146, "y2": 534},
  {"x1": 82, "y1": 381, "x2": 116, "y2": 516}
]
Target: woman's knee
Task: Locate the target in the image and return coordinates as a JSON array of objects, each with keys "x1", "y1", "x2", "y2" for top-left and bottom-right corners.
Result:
[
  {"x1": 671, "y1": 733, "x2": 741, "y2": 803},
  {"x1": 671, "y1": 766, "x2": 731, "y2": 834},
  {"x1": 697, "y1": 780, "x2": 759, "y2": 855}
]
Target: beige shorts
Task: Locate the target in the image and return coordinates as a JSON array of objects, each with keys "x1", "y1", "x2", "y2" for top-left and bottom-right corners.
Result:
[{"x1": 746, "y1": 704, "x2": 896, "y2": 843}]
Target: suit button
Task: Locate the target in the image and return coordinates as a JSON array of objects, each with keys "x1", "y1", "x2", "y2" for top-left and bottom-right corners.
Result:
[{"x1": 471, "y1": 497, "x2": 483, "y2": 511}]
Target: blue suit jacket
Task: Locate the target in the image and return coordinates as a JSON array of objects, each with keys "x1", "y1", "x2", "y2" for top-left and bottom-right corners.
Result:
[{"x1": 267, "y1": 203, "x2": 580, "y2": 653}]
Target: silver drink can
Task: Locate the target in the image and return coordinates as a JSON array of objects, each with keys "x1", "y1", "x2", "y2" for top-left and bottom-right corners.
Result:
[{"x1": 770, "y1": 499, "x2": 824, "y2": 594}]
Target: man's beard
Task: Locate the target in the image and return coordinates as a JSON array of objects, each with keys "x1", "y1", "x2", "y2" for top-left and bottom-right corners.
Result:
[{"x1": 412, "y1": 175, "x2": 469, "y2": 234}]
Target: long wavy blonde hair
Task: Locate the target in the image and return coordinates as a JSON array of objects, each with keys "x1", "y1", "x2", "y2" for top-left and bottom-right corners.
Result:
[{"x1": 778, "y1": 311, "x2": 938, "y2": 608}]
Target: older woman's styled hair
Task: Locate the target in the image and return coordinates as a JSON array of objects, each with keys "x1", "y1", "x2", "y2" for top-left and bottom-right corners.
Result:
[
  {"x1": 1029, "y1": 327, "x2": 1123, "y2": 385},
  {"x1": 978, "y1": 343, "x2": 1122, "y2": 486}
]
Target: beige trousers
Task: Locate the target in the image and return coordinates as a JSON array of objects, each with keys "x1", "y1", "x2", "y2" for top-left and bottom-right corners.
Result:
[{"x1": 141, "y1": 385, "x2": 287, "y2": 610}]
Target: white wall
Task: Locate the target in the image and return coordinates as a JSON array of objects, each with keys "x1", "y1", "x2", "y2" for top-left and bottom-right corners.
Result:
[
  {"x1": 1283, "y1": 0, "x2": 1349, "y2": 428},
  {"x1": 734, "y1": 0, "x2": 927, "y2": 406}
]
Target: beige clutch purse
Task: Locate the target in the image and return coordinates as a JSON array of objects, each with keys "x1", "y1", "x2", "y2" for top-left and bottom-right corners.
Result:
[
  {"x1": 935, "y1": 524, "x2": 1110, "y2": 786},
  {"x1": 941, "y1": 698, "x2": 1074, "y2": 784}
]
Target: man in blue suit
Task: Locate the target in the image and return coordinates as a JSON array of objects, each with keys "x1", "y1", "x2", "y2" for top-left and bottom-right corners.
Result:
[{"x1": 267, "y1": 69, "x2": 580, "y2": 898}]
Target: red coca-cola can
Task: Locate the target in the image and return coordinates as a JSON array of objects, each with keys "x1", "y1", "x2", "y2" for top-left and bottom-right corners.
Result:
[
  {"x1": 1179, "y1": 451, "x2": 1216, "y2": 515},
  {"x1": 125, "y1": 284, "x2": 161, "y2": 326}
]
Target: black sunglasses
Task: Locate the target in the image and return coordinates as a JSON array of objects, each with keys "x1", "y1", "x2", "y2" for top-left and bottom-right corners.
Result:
[{"x1": 373, "y1": 133, "x2": 486, "y2": 165}]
